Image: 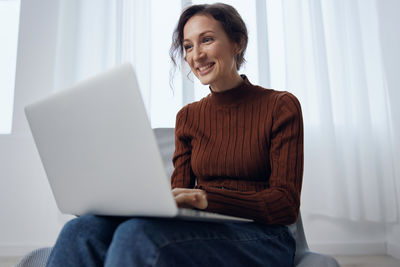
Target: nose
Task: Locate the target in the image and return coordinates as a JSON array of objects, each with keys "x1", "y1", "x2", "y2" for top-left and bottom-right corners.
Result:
[{"x1": 193, "y1": 45, "x2": 205, "y2": 61}]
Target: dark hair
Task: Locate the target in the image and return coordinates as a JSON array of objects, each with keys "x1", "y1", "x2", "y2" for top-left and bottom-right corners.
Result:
[{"x1": 169, "y1": 3, "x2": 248, "y2": 83}]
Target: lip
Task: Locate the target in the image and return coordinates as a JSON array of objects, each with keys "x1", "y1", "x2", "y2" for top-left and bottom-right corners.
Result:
[{"x1": 197, "y1": 62, "x2": 215, "y2": 76}]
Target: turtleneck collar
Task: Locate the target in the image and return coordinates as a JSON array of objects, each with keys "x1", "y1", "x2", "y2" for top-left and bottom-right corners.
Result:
[{"x1": 208, "y1": 75, "x2": 259, "y2": 106}]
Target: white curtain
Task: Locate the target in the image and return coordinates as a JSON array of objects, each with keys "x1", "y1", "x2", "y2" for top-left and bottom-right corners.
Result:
[
  {"x1": 54, "y1": 0, "x2": 183, "y2": 128},
  {"x1": 266, "y1": 0, "x2": 398, "y2": 222}
]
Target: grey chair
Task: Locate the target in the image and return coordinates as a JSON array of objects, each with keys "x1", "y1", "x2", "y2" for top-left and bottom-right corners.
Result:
[{"x1": 15, "y1": 128, "x2": 340, "y2": 267}]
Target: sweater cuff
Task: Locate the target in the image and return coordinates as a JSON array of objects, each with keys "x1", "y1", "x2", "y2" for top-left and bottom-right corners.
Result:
[{"x1": 198, "y1": 185, "x2": 271, "y2": 223}]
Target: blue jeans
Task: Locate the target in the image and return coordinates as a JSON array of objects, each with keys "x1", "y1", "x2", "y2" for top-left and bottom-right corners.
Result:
[{"x1": 46, "y1": 215, "x2": 295, "y2": 267}]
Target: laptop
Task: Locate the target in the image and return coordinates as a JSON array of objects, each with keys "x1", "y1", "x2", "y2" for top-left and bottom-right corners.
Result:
[{"x1": 25, "y1": 63, "x2": 252, "y2": 223}]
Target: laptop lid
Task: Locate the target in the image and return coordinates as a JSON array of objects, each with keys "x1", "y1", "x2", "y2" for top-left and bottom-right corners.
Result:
[{"x1": 25, "y1": 63, "x2": 178, "y2": 217}]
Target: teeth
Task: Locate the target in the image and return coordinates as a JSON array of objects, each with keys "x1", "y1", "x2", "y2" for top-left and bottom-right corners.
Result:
[{"x1": 198, "y1": 63, "x2": 214, "y2": 72}]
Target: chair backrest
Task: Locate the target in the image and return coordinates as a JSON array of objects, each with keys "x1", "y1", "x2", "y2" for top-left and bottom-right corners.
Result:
[
  {"x1": 153, "y1": 128, "x2": 175, "y2": 178},
  {"x1": 153, "y1": 128, "x2": 310, "y2": 263}
]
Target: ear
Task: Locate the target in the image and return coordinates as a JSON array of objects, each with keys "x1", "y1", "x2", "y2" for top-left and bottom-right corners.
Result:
[
  {"x1": 232, "y1": 42, "x2": 239, "y2": 54},
  {"x1": 233, "y1": 42, "x2": 242, "y2": 55}
]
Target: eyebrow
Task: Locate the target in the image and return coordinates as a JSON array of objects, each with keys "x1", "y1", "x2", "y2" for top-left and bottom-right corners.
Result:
[{"x1": 183, "y1": 31, "x2": 215, "y2": 43}]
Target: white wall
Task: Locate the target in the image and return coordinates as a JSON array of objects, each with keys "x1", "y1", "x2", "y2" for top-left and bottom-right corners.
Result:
[
  {"x1": 377, "y1": 0, "x2": 400, "y2": 260},
  {"x1": 304, "y1": 213, "x2": 387, "y2": 255},
  {"x1": 0, "y1": 0, "x2": 73, "y2": 256}
]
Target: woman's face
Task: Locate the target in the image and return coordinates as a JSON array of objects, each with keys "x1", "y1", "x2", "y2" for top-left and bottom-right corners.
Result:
[{"x1": 183, "y1": 14, "x2": 239, "y2": 91}]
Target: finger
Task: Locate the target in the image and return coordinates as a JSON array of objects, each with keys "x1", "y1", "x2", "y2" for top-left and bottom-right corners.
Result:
[
  {"x1": 172, "y1": 188, "x2": 204, "y2": 196},
  {"x1": 174, "y1": 193, "x2": 197, "y2": 207},
  {"x1": 172, "y1": 188, "x2": 205, "y2": 197},
  {"x1": 195, "y1": 193, "x2": 208, "y2": 210},
  {"x1": 174, "y1": 192, "x2": 197, "y2": 204},
  {"x1": 175, "y1": 192, "x2": 208, "y2": 209}
]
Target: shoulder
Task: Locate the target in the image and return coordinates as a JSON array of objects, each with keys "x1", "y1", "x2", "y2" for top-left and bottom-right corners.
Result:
[
  {"x1": 175, "y1": 104, "x2": 189, "y2": 129},
  {"x1": 250, "y1": 84, "x2": 301, "y2": 111},
  {"x1": 176, "y1": 104, "x2": 189, "y2": 120},
  {"x1": 249, "y1": 84, "x2": 302, "y2": 122},
  {"x1": 267, "y1": 91, "x2": 303, "y2": 128},
  {"x1": 175, "y1": 98, "x2": 206, "y2": 130},
  {"x1": 176, "y1": 99, "x2": 202, "y2": 118},
  {"x1": 250, "y1": 82, "x2": 298, "y2": 103},
  {"x1": 273, "y1": 91, "x2": 302, "y2": 114},
  {"x1": 269, "y1": 90, "x2": 301, "y2": 111},
  {"x1": 176, "y1": 96, "x2": 210, "y2": 119}
]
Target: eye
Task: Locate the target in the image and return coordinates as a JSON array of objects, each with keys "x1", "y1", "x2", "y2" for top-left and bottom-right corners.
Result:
[
  {"x1": 203, "y1": 37, "x2": 213, "y2": 43},
  {"x1": 184, "y1": 44, "x2": 192, "y2": 50}
]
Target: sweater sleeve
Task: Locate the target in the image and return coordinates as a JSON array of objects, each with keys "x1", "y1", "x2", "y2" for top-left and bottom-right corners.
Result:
[
  {"x1": 170, "y1": 105, "x2": 196, "y2": 189},
  {"x1": 197, "y1": 93, "x2": 304, "y2": 225}
]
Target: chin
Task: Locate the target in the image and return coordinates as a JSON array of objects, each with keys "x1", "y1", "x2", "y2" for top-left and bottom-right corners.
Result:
[
  {"x1": 197, "y1": 75, "x2": 216, "y2": 86},
  {"x1": 199, "y1": 79, "x2": 211, "y2": 85}
]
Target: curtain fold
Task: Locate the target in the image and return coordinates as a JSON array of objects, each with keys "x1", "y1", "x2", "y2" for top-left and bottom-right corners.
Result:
[
  {"x1": 53, "y1": 0, "x2": 153, "y2": 114},
  {"x1": 54, "y1": 0, "x2": 182, "y2": 128},
  {"x1": 54, "y1": 0, "x2": 118, "y2": 90},
  {"x1": 267, "y1": 0, "x2": 398, "y2": 222}
]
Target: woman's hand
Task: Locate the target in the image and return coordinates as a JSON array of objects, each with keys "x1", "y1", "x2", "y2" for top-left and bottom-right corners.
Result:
[{"x1": 172, "y1": 188, "x2": 208, "y2": 210}]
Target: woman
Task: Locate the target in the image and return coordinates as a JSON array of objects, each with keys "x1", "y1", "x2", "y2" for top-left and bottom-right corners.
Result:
[{"x1": 47, "y1": 3, "x2": 303, "y2": 267}]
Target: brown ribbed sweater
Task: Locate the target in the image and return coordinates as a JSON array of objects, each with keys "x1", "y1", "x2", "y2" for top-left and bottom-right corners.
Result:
[{"x1": 171, "y1": 75, "x2": 303, "y2": 225}]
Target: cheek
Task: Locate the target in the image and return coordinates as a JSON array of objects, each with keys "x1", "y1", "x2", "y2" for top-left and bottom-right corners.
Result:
[
  {"x1": 185, "y1": 56, "x2": 199, "y2": 76},
  {"x1": 185, "y1": 55, "x2": 194, "y2": 68},
  {"x1": 223, "y1": 50, "x2": 237, "y2": 68},
  {"x1": 210, "y1": 46, "x2": 233, "y2": 66}
]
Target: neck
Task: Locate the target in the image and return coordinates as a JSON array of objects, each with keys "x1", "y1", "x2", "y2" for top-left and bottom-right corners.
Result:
[
  {"x1": 209, "y1": 72, "x2": 243, "y2": 93},
  {"x1": 208, "y1": 75, "x2": 261, "y2": 106}
]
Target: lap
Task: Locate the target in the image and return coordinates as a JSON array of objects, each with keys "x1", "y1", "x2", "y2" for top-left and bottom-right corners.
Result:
[
  {"x1": 112, "y1": 218, "x2": 295, "y2": 267},
  {"x1": 65, "y1": 216, "x2": 292, "y2": 243},
  {"x1": 115, "y1": 217, "x2": 290, "y2": 244},
  {"x1": 60, "y1": 216, "x2": 295, "y2": 267},
  {"x1": 63, "y1": 215, "x2": 124, "y2": 233}
]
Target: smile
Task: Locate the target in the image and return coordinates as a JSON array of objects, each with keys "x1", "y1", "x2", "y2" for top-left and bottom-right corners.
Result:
[{"x1": 197, "y1": 63, "x2": 215, "y2": 76}]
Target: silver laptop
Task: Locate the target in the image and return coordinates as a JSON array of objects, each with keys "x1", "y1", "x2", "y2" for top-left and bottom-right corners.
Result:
[{"x1": 25, "y1": 63, "x2": 252, "y2": 223}]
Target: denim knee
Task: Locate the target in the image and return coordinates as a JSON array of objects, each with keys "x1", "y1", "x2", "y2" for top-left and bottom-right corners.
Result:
[
  {"x1": 59, "y1": 215, "x2": 122, "y2": 243},
  {"x1": 105, "y1": 218, "x2": 160, "y2": 267},
  {"x1": 59, "y1": 216, "x2": 90, "y2": 241},
  {"x1": 47, "y1": 215, "x2": 123, "y2": 267},
  {"x1": 111, "y1": 218, "x2": 164, "y2": 248},
  {"x1": 61, "y1": 216, "x2": 97, "y2": 240}
]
